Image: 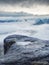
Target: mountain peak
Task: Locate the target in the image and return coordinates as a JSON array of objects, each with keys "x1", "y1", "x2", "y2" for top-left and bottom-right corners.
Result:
[{"x1": 0, "y1": 11, "x2": 33, "y2": 17}]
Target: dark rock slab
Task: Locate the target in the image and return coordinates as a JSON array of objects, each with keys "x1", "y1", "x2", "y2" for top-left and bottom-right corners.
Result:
[
  {"x1": 2, "y1": 35, "x2": 49, "y2": 65},
  {"x1": 4, "y1": 35, "x2": 37, "y2": 54}
]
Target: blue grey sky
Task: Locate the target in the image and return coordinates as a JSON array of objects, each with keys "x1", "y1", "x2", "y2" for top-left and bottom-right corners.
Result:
[{"x1": 0, "y1": 0, "x2": 49, "y2": 15}]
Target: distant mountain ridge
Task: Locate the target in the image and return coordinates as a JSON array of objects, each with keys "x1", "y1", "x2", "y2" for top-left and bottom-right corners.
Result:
[{"x1": 0, "y1": 12, "x2": 33, "y2": 17}]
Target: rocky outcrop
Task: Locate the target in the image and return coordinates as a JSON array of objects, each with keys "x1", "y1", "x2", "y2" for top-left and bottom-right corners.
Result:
[
  {"x1": 3, "y1": 35, "x2": 49, "y2": 65},
  {"x1": 4, "y1": 35, "x2": 37, "y2": 54}
]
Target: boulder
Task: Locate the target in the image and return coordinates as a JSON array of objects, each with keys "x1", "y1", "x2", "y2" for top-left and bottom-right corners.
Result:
[
  {"x1": 3, "y1": 35, "x2": 49, "y2": 65},
  {"x1": 4, "y1": 35, "x2": 37, "y2": 54}
]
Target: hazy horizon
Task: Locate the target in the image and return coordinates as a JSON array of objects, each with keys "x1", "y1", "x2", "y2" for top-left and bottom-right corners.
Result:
[{"x1": 0, "y1": 10, "x2": 49, "y2": 16}]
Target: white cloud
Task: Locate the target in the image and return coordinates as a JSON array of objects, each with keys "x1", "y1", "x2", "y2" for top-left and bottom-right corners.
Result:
[{"x1": 0, "y1": 4, "x2": 49, "y2": 15}]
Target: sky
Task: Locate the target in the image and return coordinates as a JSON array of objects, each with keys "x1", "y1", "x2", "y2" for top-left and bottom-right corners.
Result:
[{"x1": 0, "y1": 0, "x2": 49, "y2": 15}]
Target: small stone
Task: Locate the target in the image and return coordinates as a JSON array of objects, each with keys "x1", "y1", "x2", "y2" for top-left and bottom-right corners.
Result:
[{"x1": 32, "y1": 61, "x2": 49, "y2": 65}]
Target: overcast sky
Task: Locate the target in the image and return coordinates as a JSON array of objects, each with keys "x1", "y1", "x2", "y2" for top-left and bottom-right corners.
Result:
[{"x1": 0, "y1": 0, "x2": 49, "y2": 15}]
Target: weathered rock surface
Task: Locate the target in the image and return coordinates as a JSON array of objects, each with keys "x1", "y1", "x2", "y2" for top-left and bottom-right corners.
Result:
[
  {"x1": 4, "y1": 35, "x2": 37, "y2": 54},
  {"x1": 2, "y1": 35, "x2": 49, "y2": 65},
  {"x1": 4, "y1": 36, "x2": 16, "y2": 54}
]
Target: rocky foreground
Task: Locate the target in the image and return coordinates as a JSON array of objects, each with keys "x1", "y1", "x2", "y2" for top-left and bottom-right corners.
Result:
[{"x1": 0, "y1": 35, "x2": 49, "y2": 65}]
